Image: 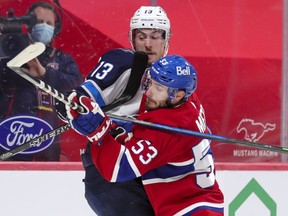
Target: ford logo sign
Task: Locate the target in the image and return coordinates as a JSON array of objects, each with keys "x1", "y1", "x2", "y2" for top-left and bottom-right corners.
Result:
[{"x1": 0, "y1": 115, "x2": 54, "y2": 154}]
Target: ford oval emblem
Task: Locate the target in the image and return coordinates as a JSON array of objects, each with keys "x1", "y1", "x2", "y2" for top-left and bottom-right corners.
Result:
[{"x1": 0, "y1": 115, "x2": 54, "y2": 154}]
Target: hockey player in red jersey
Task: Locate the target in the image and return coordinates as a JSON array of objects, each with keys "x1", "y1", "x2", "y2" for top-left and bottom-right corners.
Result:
[
  {"x1": 65, "y1": 55, "x2": 224, "y2": 215},
  {"x1": 74, "y1": 6, "x2": 172, "y2": 215}
]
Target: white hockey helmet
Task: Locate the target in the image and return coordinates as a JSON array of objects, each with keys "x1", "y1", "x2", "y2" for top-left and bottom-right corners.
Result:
[{"x1": 129, "y1": 6, "x2": 171, "y2": 52}]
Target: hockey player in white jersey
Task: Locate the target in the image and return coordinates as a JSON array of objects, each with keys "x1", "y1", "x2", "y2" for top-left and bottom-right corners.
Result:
[{"x1": 68, "y1": 6, "x2": 172, "y2": 216}]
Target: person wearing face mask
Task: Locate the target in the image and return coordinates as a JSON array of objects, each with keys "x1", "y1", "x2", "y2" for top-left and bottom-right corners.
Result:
[
  {"x1": 0, "y1": 1, "x2": 83, "y2": 161},
  {"x1": 30, "y1": 21, "x2": 54, "y2": 46}
]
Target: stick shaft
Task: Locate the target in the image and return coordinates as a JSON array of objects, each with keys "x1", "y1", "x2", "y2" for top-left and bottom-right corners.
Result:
[
  {"x1": 1, "y1": 48, "x2": 148, "y2": 160},
  {"x1": 4, "y1": 44, "x2": 285, "y2": 157},
  {"x1": 10, "y1": 67, "x2": 84, "y2": 112},
  {"x1": 0, "y1": 124, "x2": 71, "y2": 161},
  {"x1": 2, "y1": 112, "x2": 287, "y2": 161},
  {"x1": 4, "y1": 69, "x2": 286, "y2": 155},
  {"x1": 108, "y1": 114, "x2": 288, "y2": 154}
]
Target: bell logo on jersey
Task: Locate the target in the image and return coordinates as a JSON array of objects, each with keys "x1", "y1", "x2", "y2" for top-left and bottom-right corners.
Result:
[{"x1": 176, "y1": 66, "x2": 190, "y2": 76}]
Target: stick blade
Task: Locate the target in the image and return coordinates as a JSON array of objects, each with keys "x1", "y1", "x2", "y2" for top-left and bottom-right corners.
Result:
[
  {"x1": 122, "y1": 51, "x2": 148, "y2": 96},
  {"x1": 7, "y1": 42, "x2": 46, "y2": 68},
  {"x1": 101, "y1": 51, "x2": 148, "y2": 112}
]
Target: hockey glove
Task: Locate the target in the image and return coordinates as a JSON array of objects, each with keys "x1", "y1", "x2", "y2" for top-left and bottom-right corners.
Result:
[
  {"x1": 55, "y1": 97, "x2": 68, "y2": 122},
  {"x1": 112, "y1": 119, "x2": 133, "y2": 132},
  {"x1": 66, "y1": 92, "x2": 111, "y2": 143},
  {"x1": 110, "y1": 122, "x2": 133, "y2": 144}
]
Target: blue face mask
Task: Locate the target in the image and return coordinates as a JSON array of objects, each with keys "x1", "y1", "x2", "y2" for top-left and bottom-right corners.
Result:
[{"x1": 31, "y1": 23, "x2": 55, "y2": 45}]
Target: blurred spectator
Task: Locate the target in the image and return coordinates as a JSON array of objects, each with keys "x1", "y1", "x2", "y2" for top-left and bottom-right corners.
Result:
[{"x1": 0, "y1": 1, "x2": 83, "y2": 161}]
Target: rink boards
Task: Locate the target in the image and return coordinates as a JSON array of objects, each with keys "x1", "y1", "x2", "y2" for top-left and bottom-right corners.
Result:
[{"x1": 0, "y1": 162, "x2": 287, "y2": 216}]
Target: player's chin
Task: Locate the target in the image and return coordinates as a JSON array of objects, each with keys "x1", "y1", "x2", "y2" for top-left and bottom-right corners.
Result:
[
  {"x1": 145, "y1": 100, "x2": 158, "y2": 111},
  {"x1": 147, "y1": 54, "x2": 158, "y2": 65}
]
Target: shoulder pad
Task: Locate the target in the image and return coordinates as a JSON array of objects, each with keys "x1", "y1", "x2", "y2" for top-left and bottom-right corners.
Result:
[{"x1": 102, "y1": 48, "x2": 133, "y2": 57}]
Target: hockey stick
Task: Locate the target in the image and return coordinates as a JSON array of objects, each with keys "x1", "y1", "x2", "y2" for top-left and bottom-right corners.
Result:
[
  {"x1": 3, "y1": 111, "x2": 284, "y2": 161},
  {"x1": 107, "y1": 114, "x2": 288, "y2": 154},
  {"x1": 7, "y1": 42, "x2": 84, "y2": 113},
  {"x1": 6, "y1": 42, "x2": 46, "y2": 67},
  {"x1": 0, "y1": 124, "x2": 72, "y2": 161},
  {"x1": 103, "y1": 51, "x2": 148, "y2": 110},
  {"x1": 5, "y1": 43, "x2": 286, "y2": 156},
  {"x1": 7, "y1": 44, "x2": 149, "y2": 114},
  {"x1": 0, "y1": 45, "x2": 148, "y2": 160}
]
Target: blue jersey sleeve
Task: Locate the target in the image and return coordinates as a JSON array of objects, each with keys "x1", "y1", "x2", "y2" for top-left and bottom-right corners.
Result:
[{"x1": 77, "y1": 48, "x2": 134, "y2": 107}]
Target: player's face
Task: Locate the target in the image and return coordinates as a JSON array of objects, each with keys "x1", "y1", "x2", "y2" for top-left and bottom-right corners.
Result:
[
  {"x1": 133, "y1": 29, "x2": 166, "y2": 65},
  {"x1": 144, "y1": 79, "x2": 169, "y2": 111}
]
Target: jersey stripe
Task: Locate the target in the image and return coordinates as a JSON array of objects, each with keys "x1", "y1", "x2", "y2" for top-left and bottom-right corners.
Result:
[
  {"x1": 81, "y1": 80, "x2": 106, "y2": 107},
  {"x1": 111, "y1": 145, "x2": 126, "y2": 182},
  {"x1": 175, "y1": 202, "x2": 224, "y2": 216},
  {"x1": 142, "y1": 168, "x2": 211, "y2": 185},
  {"x1": 110, "y1": 146, "x2": 141, "y2": 182}
]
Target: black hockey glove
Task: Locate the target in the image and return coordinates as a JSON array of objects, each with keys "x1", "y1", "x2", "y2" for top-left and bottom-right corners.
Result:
[{"x1": 110, "y1": 122, "x2": 133, "y2": 144}]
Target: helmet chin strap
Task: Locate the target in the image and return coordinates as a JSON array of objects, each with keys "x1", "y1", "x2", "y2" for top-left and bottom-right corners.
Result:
[
  {"x1": 166, "y1": 98, "x2": 186, "y2": 108},
  {"x1": 165, "y1": 88, "x2": 187, "y2": 108},
  {"x1": 163, "y1": 41, "x2": 169, "y2": 56}
]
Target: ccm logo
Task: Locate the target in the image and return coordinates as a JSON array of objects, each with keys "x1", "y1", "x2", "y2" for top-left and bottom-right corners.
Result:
[{"x1": 176, "y1": 66, "x2": 190, "y2": 75}]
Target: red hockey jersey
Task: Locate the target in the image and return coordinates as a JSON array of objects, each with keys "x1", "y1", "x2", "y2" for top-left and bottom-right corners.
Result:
[{"x1": 91, "y1": 93, "x2": 224, "y2": 215}]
